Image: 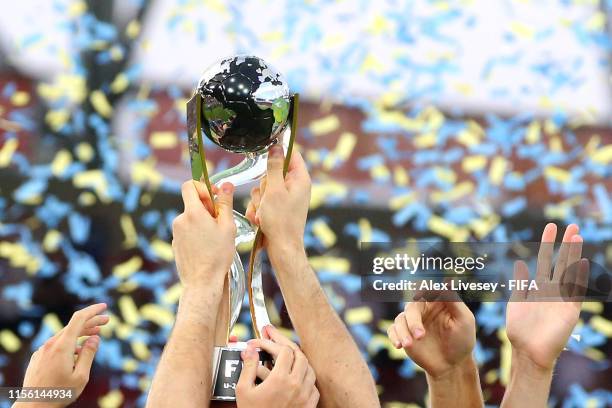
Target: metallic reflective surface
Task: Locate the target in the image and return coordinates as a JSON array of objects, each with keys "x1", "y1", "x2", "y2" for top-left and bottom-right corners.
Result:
[{"x1": 197, "y1": 55, "x2": 290, "y2": 153}]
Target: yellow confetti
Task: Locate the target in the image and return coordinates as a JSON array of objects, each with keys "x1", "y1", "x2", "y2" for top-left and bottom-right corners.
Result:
[
  {"x1": 73, "y1": 170, "x2": 111, "y2": 202},
  {"x1": 0, "y1": 241, "x2": 40, "y2": 275},
  {"x1": 131, "y1": 340, "x2": 151, "y2": 360},
  {"x1": 345, "y1": 307, "x2": 373, "y2": 325},
  {"x1": 140, "y1": 304, "x2": 174, "y2": 327},
  {"x1": 470, "y1": 214, "x2": 500, "y2": 239},
  {"x1": 150, "y1": 131, "x2": 178, "y2": 149},
  {"x1": 118, "y1": 295, "x2": 140, "y2": 326},
  {"x1": 162, "y1": 283, "x2": 183, "y2": 304},
  {"x1": 393, "y1": 166, "x2": 409, "y2": 186},
  {"x1": 90, "y1": 90, "x2": 113, "y2": 118},
  {"x1": 434, "y1": 167, "x2": 456, "y2": 184},
  {"x1": 120, "y1": 214, "x2": 137, "y2": 248},
  {"x1": 322, "y1": 132, "x2": 356, "y2": 170},
  {"x1": 462, "y1": 155, "x2": 487, "y2": 172},
  {"x1": 525, "y1": 121, "x2": 540, "y2": 144},
  {"x1": 11, "y1": 91, "x2": 30, "y2": 106},
  {"x1": 549, "y1": 135, "x2": 563, "y2": 152},
  {"x1": 431, "y1": 181, "x2": 474, "y2": 203},
  {"x1": 361, "y1": 53, "x2": 385, "y2": 73},
  {"x1": 45, "y1": 109, "x2": 70, "y2": 131},
  {"x1": 0, "y1": 330, "x2": 21, "y2": 352},
  {"x1": 310, "y1": 181, "x2": 347, "y2": 209},
  {"x1": 582, "y1": 302, "x2": 603, "y2": 314},
  {"x1": 78, "y1": 191, "x2": 96, "y2": 206},
  {"x1": 123, "y1": 358, "x2": 138, "y2": 372},
  {"x1": 544, "y1": 166, "x2": 570, "y2": 183},
  {"x1": 427, "y1": 216, "x2": 469, "y2": 241},
  {"x1": 230, "y1": 323, "x2": 250, "y2": 340},
  {"x1": 371, "y1": 163, "x2": 390, "y2": 180},
  {"x1": 488, "y1": 156, "x2": 507, "y2": 185},
  {"x1": 68, "y1": 0, "x2": 87, "y2": 16},
  {"x1": 591, "y1": 144, "x2": 612, "y2": 165},
  {"x1": 485, "y1": 369, "x2": 498, "y2": 384},
  {"x1": 358, "y1": 218, "x2": 373, "y2": 243},
  {"x1": 586, "y1": 11, "x2": 606, "y2": 31},
  {"x1": 132, "y1": 159, "x2": 164, "y2": 187},
  {"x1": 50, "y1": 149, "x2": 72, "y2": 177},
  {"x1": 457, "y1": 129, "x2": 480, "y2": 147},
  {"x1": 43, "y1": 230, "x2": 62, "y2": 252},
  {"x1": 509, "y1": 21, "x2": 535, "y2": 39},
  {"x1": 117, "y1": 280, "x2": 138, "y2": 293},
  {"x1": 43, "y1": 313, "x2": 63, "y2": 333},
  {"x1": 0, "y1": 139, "x2": 19, "y2": 167},
  {"x1": 312, "y1": 219, "x2": 337, "y2": 247},
  {"x1": 583, "y1": 347, "x2": 606, "y2": 362},
  {"x1": 389, "y1": 193, "x2": 415, "y2": 210},
  {"x1": 38, "y1": 74, "x2": 86, "y2": 104},
  {"x1": 308, "y1": 256, "x2": 350, "y2": 274},
  {"x1": 367, "y1": 334, "x2": 406, "y2": 360},
  {"x1": 126, "y1": 20, "x2": 141, "y2": 39},
  {"x1": 110, "y1": 72, "x2": 129, "y2": 93},
  {"x1": 113, "y1": 256, "x2": 143, "y2": 279},
  {"x1": 309, "y1": 115, "x2": 340, "y2": 136},
  {"x1": 75, "y1": 142, "x2": 94, "y2": 163},
  {"x1": 590, "y1": 316, "x2": 612, "y2": 337},
  {"x1": 98, "y1": 390, "x2": 124, "y2": 408},
  {"x1": 414, "y1": 133, "x2": 437, "y2": 148},
  {"x1": 150, "y1": 239, "x2": 174, "y2": 261}
]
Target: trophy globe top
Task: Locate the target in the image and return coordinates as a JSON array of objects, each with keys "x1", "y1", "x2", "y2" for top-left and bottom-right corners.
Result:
[{"x1": 196, "y1": 55, "x2": 291, "y2": 154}]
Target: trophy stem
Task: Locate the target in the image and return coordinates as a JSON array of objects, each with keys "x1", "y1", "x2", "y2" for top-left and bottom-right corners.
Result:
[{"x1": 209, "y1": 150, "x2": 268, "y2": 188}]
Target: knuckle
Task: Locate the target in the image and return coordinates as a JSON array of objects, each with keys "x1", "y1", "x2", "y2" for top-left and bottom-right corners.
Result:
[
  {"x1": 394, "y1": 313, "x2": 404, "y2": 324},
  {"x1": 172, "y1": 215, "x2": 184, "y2": 232},
  {"x1": 288, "y1": 377, "x2": 299, "y2": 390}
]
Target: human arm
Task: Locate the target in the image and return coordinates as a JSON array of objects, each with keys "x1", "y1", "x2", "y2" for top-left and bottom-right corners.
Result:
[
  {"x1": 246, "y1": 145, "x2": 379, "y2": 408},
  {"x1": 501, "y1": 223, "x2": 587, "y2": 408},
  {"x1": 146, "y1": 181, "x2": 236, "y2": 408}
]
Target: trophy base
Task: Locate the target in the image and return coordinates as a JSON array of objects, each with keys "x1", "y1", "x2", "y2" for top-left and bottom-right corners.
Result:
[{"x1": 211, "y1": 342, "x2": 272, "y2": 401}]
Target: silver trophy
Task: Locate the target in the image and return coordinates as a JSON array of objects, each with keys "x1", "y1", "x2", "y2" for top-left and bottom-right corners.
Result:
[{"x1": 186, "y1": 55, "x2": 299, "y2": 400}]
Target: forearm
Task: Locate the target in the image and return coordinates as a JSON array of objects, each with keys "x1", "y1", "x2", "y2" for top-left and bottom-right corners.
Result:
[
  {"x1": 426, "y1": 357, "x2": 483, "y2": 408},
  {"x1": 269, "y1": 243, "x2": 379, "y2": 408},
  {"x1": 501, "y1": 351, "x2": 553, "y2": 408},
  {"x1": 147, "y1": 286, "x2": 222, "y2": 408}
]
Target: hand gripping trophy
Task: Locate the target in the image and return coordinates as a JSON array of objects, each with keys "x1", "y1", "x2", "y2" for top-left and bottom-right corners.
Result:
[{"x1": 186, "y1": 55, "x2": 299, "y2": 400}]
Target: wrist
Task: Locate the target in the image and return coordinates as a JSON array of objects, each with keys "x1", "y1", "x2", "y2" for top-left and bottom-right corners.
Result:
[
  {"x1": 426, "y1": 355, "x2": 479, "y2": 383},
  {"x1": 180, "y1": 264, "x2": 228, "y2": 294},
  {"x1": 510, "y1": 349, "x2": 554, "y2": 380},
  {"x1": 267, "y1": 238, "x2": 305, "y2": 263}
]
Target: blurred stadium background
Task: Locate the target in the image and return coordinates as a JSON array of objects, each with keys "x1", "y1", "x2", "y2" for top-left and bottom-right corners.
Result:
[{"x1": 0, "y1": 0, "x2": 610, "y2": 406}]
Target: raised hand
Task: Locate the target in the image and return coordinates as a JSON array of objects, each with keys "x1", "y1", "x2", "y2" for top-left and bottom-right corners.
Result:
[
  {"x1": 502, "y1": 223, "x2": 588, "y2": 408},
  {"x1": 387, "y1": 298, "x2": 476, "y2": 379},
  {"x1": 14, "y1": 303, "x2": 109, "y2": 408},
  {"x1": 506, "y1": 223, "x2": 587, "y2": 371}
]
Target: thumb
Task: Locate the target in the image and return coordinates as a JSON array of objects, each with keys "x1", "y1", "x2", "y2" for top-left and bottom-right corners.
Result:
[
  {"x1": 74, "y1": 335, "x2": 99, "y2": 382},
  {"x1": 266, "y1": 144, "x2": 285, "y2": 190},
  {"x1": 215, "y1": 182, "x2": 235, "y2": 224},
  {"x1": 237, "y1": 344, "x2": 259, "y2": 392}
]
